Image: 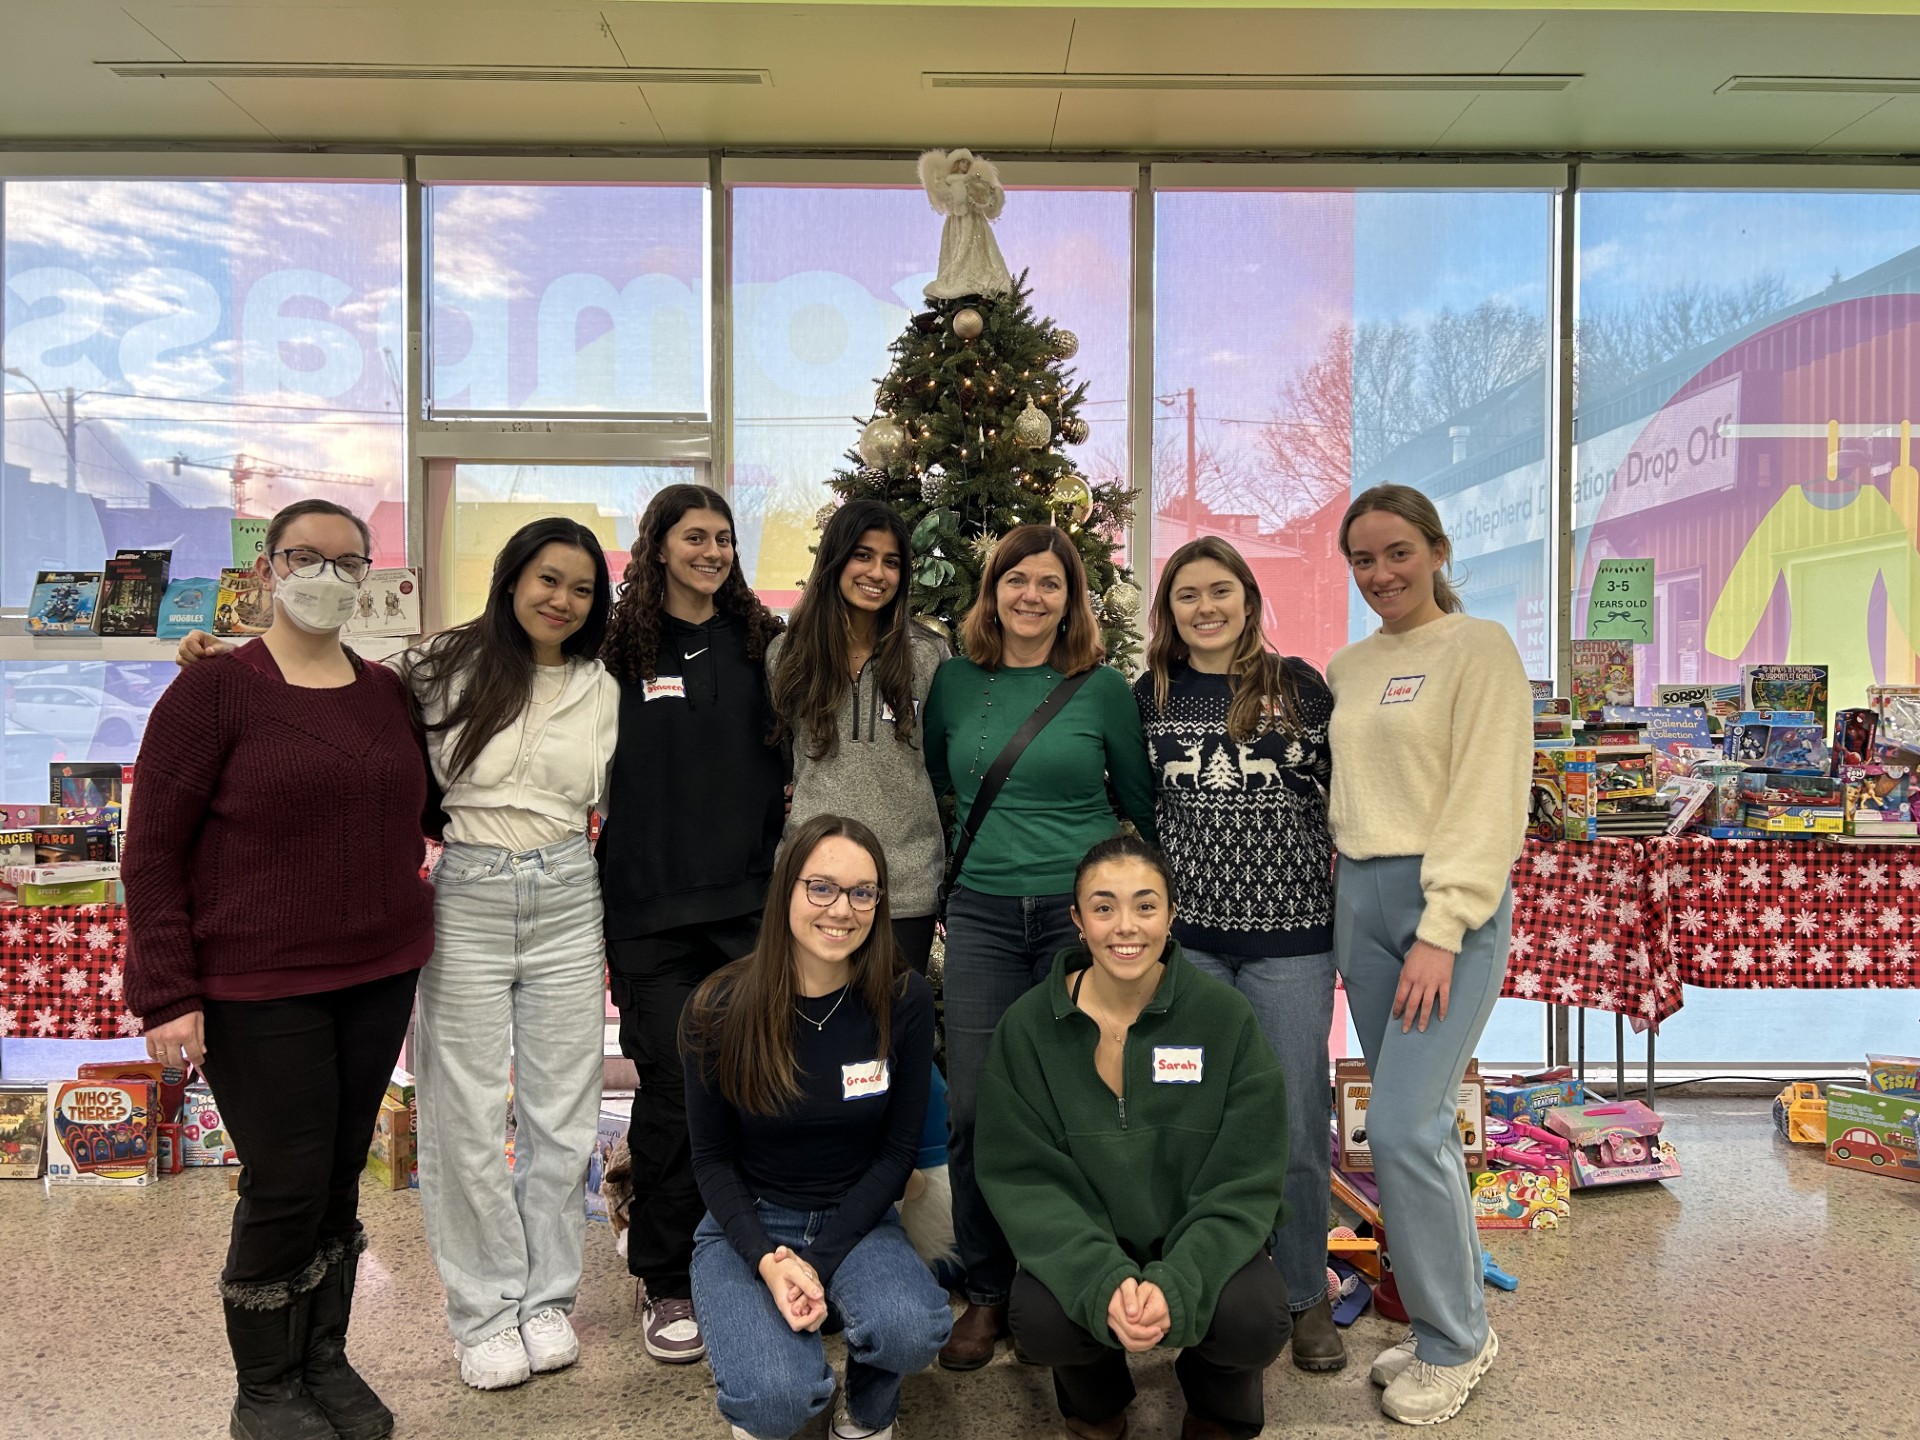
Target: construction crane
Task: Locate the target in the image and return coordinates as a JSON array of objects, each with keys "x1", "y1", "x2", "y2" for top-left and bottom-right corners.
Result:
[{"x1": 170, "y1": 450, "x2": 374, "y2": 513}]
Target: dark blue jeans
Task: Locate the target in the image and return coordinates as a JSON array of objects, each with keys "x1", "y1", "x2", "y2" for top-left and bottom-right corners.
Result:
[{"x1": 941, "y1": 883, "x2": 1079, "y2": 1306}]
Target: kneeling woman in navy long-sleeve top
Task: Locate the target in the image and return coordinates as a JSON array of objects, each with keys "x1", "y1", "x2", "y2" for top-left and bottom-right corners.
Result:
[{"x1": 682, "y1": 814, "x2": 951, "y2": 1440}]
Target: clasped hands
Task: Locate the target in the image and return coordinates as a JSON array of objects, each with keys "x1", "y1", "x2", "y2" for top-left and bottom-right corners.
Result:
[
  {"x1": 1107, "y1": 1276, "x2": 1169, "y2": 1353},
  {"x1": 758, "y1": 1245, "x2": 826, "y2": 1332}
]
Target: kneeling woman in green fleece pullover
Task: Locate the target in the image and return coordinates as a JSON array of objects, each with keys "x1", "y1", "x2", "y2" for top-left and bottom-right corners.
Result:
[{"x1": 977, "y1": 836, "x2": 1292, "y2": 1440}]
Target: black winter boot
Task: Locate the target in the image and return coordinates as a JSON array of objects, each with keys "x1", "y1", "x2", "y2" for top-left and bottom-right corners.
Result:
[
  {"x1": 304, "y1": 1229, "x2": 394, "y2": 1440},
  {"x1": 222, "y1": 1256, "x2": 337, "y2": 1440}
]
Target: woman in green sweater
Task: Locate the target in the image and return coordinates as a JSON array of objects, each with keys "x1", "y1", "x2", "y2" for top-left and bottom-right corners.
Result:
[
  {"x1": 922, "y1": 525, "x2": 1157, "y2": 1370},
  {"x1": 977, "y1": 835, "x2": 1291, "y2": 1440}
]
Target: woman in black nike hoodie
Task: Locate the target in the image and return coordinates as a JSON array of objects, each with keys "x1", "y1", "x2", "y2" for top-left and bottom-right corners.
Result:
[{"x1": 597, "y1": 482, "x2": 788, "y2": 1366}]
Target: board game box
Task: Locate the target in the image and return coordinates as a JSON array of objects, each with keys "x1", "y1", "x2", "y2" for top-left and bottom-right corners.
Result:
[
  {"x1": 46, "y1": 1079, "x2": 157, "y2": 1185},
  {"x1": 0, "y1": 1085, "x2": 49, "y2": 1180}
]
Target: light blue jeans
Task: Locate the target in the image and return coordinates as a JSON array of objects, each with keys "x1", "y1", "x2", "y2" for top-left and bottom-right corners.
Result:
[
  {"x1": 690, "y1": 1203, "x2": 953, "y2": 1439},
  {"x1": 414, "y1": 833, "x2": 607, "y2": 1346},
  {"x1": 1184, "y1": 946, "x2": 1336, "y2": 1313},
  {"x1": 1333, "y1": 854, "x2": 1511, "y2": 1368}
]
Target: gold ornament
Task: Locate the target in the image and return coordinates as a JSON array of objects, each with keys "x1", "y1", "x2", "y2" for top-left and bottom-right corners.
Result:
[
  {"x1": 1049, "y1": 328, "x2": 1080, "y2": 361},
  {"x1": 857, "y1": 416, "x2": 908, "y2": 468},
  {"x1": 970, "y1": 532, "x2": 999, "y2": 565},
  {"x1": 1050, "y1": 475, "x2": 1094, "y2": 525},
  {"x1": 1103, "y1": 580, "x2": 1142, "y2": 619},
  {"x1": 919, "y1": 472, "x2": 945, "y2": 504},
  {"x1": 915, "y1": 614, "x2": 952, "y2": 643},
  {"x1": 952, "y1": 307, "x2": 984, "y2": 340},
  {"x1": 1013, "y1": 399, "x2": 1052, "y2": 450},
  {"x1": 814, "y1": 502, "x2": 839, "y2": 530},
  {"x1": 1060, "y1": 416, "x2": 1090, "y2": 446}
]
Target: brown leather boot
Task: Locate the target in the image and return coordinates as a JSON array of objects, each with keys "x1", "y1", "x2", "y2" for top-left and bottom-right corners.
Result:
[
  {"x1": 1288, "y1": 1295, "x2": 1348, "y2": 1372},
  {"x1": 937, "y1": 1299, "x2": 1009, "y2": 1371},
  {"x1": 1178, "y1": 1414, "x2": 1233, "y2": 1440},
  {"x1": 1064, "y1": 1413, "x2": 1129, "y2": 1440}
]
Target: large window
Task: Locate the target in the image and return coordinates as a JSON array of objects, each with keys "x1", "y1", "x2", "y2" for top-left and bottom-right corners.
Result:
[
  {"x1": 1154, "y1": 180, "x2": 1557, "y2": 678},
  {"x1": 728, "y1": 174, "x2": 1132, "y2": 607},
  {"x1": 427, "y1": 182, "x2": 707, "y2": 417}
]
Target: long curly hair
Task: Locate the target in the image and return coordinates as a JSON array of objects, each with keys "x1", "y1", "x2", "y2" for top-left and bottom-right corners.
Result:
[
  {"x1": 679, "y1": 814, "x2": 905, "y2": 1117},
  {"x1": 1146, "y1": 536, "x2": 1304, "y2": 742},
  {"x1": 600, "y1": 483, "x2": 783, "y2": 685},
  {"x1": 772, "y1": 500, "x2": 918, "y2": 761},
  {"x1": 408, "y1": 517, "x2": 611, "y2": 782}
]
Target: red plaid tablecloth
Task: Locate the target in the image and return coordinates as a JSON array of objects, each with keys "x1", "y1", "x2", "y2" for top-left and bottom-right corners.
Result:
[
  {"x1": 1503, "y1": 839, "x2": 1677, "y2": 1026},
  {"x1": 0, "y1": 905, "x2": 137, "y2": 1041},
  {"x1": 1646, "y1": 834, "x2": 1920, "y2": 990}
]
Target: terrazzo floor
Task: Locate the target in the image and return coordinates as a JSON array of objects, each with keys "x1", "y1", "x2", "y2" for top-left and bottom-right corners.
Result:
[{"x1": 1, "y1": 1096, "x2": 1915, "y2": 1440}]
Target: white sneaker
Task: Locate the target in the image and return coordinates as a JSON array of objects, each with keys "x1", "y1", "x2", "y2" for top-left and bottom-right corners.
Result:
[
  {"x1": 1380, "y1": 1327, "x2": 1498, "y2": 1426},
  {"x1": 1370, "y1": 1331, "x2": 1419, "y2": 1387},
  {"x1": 830, "y1": 1408, "x2": 894, "y2": 1440},
  {"x1": 455, "y1": 1326, "x2": 532, "y2": 1390},
  {"x1": 520, "y1": 1306, "x2": 579, "y2": 1373}
]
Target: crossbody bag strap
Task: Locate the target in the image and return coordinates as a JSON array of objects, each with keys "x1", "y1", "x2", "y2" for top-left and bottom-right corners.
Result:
[{"x1": 946, "y1": 667, "x2": 1098, "y2": 889}]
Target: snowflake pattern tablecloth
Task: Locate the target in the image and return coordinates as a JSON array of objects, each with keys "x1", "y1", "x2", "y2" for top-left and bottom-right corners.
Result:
[
  {"x1": 0, "y1": 905, "x2": 137, "y2": 1041},
  {"x1": 1646, "y1": 834, "x2": 1920, "y2": 990},
  {"x1": 1504, "y1": 839, "x2": 1675, "y2": 1026}
]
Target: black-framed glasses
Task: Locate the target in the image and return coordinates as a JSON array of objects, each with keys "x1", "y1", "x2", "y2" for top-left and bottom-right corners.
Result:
[
  {"x1": 273, "y1": 547, "x2": 372, "y2": 584},
  {"x1": 796, "y1": 878, "x2": 883, "y2": 911}
]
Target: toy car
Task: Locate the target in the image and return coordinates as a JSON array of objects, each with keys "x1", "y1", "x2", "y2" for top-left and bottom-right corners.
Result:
[{"x1": 1831, "y1": 1127, "x2": 1899, "y2": 1167}]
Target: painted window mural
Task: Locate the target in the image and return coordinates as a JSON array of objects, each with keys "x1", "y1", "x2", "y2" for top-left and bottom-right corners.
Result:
[
  {"x1": 1153, "y1": 187, "x2": 1555, "y2": 678},
  {"x1": 728, "y1": 183, "x2": 1132, "y2": 608},
  {"x1": 426, "y1": 183, "x2": 707, "y2": 417}
]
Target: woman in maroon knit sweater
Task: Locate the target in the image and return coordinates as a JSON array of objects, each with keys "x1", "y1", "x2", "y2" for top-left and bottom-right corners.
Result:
[{"x1": 127, "y1": 499, "x2": 434, "y2": 1440}]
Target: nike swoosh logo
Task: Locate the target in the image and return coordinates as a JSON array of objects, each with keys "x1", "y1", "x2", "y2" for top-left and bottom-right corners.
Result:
[{"x1": 683, "y1": 648, "x2": 708, "y2": 659}]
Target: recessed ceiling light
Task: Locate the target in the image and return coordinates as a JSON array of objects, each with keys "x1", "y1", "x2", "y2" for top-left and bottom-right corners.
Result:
[
  {"x1": 101, "y1": 61, "x2": 769, "y2": 86},
  {"x1": 1720, "y1": 75, "x2": 1920, "y2": 95},
  {"x1": 925, "y1": 72, "x2": 1579, "y2": 94}
]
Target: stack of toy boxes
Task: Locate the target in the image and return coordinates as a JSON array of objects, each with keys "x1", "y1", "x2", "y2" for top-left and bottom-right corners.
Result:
[
  {"x1": 1723, "y1": 711, "x2": 1828, "y2": 773},
  {"x1": 1737, "y1": 771, "x2": 1845, "y2": 834},
  {"x1": 1691, "y1": 757, "x2": 1755, "y2": 837},
  {"x1": 1593, "y1": 745, "x2": 1668, "y2": 837},
  {"x1": 1473, "y1": 1115, "x2": 1572, "y2": 1229},
  {"x1": 1823, "y1": 1055, "x2": 1918, "y2": 1181},
  {"x1": 1544, "y1": 1100, "x2": 1682, "y2": 1187},
  {"x1": 366, "y1": 1067, "x2": 417, "y2": 1191}
]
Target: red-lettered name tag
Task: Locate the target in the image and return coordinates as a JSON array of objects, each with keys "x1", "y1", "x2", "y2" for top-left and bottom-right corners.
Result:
[
  {"x1": 842, "y1": 1060, "x2": 890, "y2": 1100},
  {"x1": 1380, "y1": 675, "x2": 1425, "y2": 705},
  {"x1": 644, "y1": 676, "x2": 686, "y2": 702},
  {"x1": 1152, "y1": 1046, "x2": 1204, "y2": 1084}
]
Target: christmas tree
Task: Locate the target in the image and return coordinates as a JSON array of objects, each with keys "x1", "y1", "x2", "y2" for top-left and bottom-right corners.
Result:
[{"x1": 822, "y1": 149, "x2": 1140, "y2": 664}]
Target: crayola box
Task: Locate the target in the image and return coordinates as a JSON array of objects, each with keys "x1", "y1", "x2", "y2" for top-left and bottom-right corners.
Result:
[
  {"x1": 1824, "y1": 1086, "x2": 1920, "y2": 1182},
  {"x1": 45, "y1": 1079, "x2": 157, "y2": 1185},
  {"x1": 1337, "y1": 1058, "x2": 1486, "y2": 1172},
  {"x1": 1865, "y1": 1055, "x2": 1920, "y2": 1100}
]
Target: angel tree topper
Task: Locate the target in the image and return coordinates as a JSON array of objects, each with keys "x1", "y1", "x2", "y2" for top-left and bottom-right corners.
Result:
[{"x1": 919, "y1": 147, "x2": 1012, "y2": 300}]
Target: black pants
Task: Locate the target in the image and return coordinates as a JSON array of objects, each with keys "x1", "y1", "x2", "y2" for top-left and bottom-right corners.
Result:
[
  {"x1": 1009, "y1": 1255, "x2": 1291, "y2": 1440},
  {"x1": 891, "y1": 914, "x2": 937, "y2": 977},
  {"x1": 609, "y1": 914, "x2": 760, "y2": 1297},
  {"x1": 199, "y1": 968, "x2": 420, "y2": 1290}
]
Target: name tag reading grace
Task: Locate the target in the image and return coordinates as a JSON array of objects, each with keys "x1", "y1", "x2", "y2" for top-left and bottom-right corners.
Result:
[
  {"x1": 1152, "y1": 1047, "x2": 1204, "y2": 1084},
  {"x1": 842, "y1": 1060, "x2": 891, "y2": 1100},
  {"x1": 644, "y1": 676, "x2": 686, "y2": 703},
  {"x1": 1380, "y1": 675, "x2": 1425, "y2": 705}
]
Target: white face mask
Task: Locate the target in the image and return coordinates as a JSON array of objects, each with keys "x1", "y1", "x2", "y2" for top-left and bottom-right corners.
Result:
[{"x1": 274, "y1": 573, "x2": 361, "y2": 633}]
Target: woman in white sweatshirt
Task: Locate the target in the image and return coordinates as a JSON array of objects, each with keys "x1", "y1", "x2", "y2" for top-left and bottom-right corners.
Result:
[{"x1": 1325, "y1": 485, "x2": 1531, "y2": 1429}]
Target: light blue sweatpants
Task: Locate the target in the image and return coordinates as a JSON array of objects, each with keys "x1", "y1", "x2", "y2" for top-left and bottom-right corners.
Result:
[{"x1": 1332, "y1": 853, "x2": 1511, "y2": 1368}]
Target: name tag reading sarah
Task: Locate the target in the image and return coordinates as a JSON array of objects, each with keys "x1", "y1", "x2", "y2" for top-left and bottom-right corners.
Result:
[
  {"x1": 842, "y1": 1060, "x2": 890, "y2": 1100},
  {"x1": 644, "y1": 676, "x2": 686, "y2": 703},
  {"x1": 1152, "y1": 1047, "x2": 1204, "y2": 1084}
]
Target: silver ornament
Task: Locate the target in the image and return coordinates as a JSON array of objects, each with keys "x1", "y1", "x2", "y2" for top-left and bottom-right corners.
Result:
[
  {"x1": 1103, "y1": 580, "x2": 1142, "y2": 619},
  {"x1": 1060, "y1": 416, "x2": 1090, "y2": 446},
  {"x1": 920, "y1": 472, "x2": 946, "y2": 504},
  {"x1": 1049, "y1": 329, "x2": 1080, "y2": 360},
  {"x1": 952, "y1": 307, "x2": 984, "y2": 340},
  {"x1": 1013, "y1": 399, "x2": 1051, "y2": 450},
  {"x1": 857, "y1": 416, "x2": 908, "y2": 468}
]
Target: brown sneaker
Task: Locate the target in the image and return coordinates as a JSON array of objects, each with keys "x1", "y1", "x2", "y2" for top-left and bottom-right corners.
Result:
[
  {"x1": 937, "y1": 1300, "x2": 1008, "y2": 1371},
  {"x1": 641, "y1": 1294, "x2": 704, "y2": 1363},
  {"x1": 1178, "y1": 1414, "x2": 1232, "y2": 1440},
  {"x1": 1288, "y1": 1295, "x2": 1348, "y2": 1373},
  {"x1": 1064, "y1": 1414, "x2": 1128, "y2": 1440}
]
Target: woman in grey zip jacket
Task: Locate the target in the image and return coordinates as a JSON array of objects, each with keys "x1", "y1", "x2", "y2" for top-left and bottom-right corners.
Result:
[{"x1": 768, "y1": 499, "x2": 948, "y2": 973}]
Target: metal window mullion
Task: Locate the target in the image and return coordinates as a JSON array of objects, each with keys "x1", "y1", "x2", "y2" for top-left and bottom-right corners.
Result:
[
  {"x1": 1129, "y1": 163, "x2": 1155, "y2": 600},
  {"x1": 710, "y1": 151, "x2": 729, "y2": 496}
]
